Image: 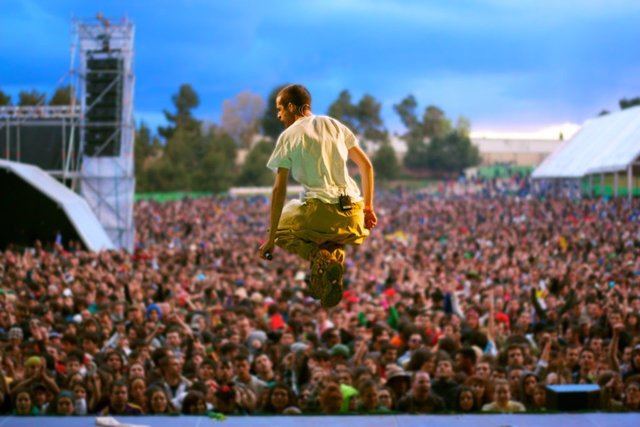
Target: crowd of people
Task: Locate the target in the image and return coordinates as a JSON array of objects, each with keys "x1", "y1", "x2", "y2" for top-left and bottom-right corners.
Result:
[{"x1": 0, "y1": 182, "x2": 639, "y2": 416}]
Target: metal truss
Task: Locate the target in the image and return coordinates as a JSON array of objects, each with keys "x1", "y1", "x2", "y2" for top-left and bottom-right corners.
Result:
[{"x1": 71, "y1": 16, "x2": 136, "y2": 251}]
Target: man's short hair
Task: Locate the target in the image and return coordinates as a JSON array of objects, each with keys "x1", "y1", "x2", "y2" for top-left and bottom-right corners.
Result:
[
  {"x1": 458, "y1": 347, "x2": 477, "y2": 364},
  {"x1": 493, "y1": 379, "x2": 509, "y2": 389},
  {"x1": 319, "y1": 373, "x2": 342, "y2": 389},
  {"x1": 381, "y1": 343, "x2": 396, "y2": 355},
  {"x1": 580, "y1": 348, "x2": 595, "y2": 356},
  {"x1": 217, "y1": 358, "x2": 233, "y2": 368},
  {"x1": 311, "y1": 349, "x2": 331, "y2": 362},
  {"x1": 66, "y1": 350, "x2": 84, "y2": 363},
  {"x1": 412, "y1": 370, "x2": 430, "y2": 383},
  {"x1": 110, "y1": 379, "x2": 128, "y2": 393},
  {"x1": 479, "y1": 355, "x2": 496, "y2": 365},
  {"x1": 81, "y1": 332, "x2": 101, "y2": 345},
  {"x1": 220, "y1": 342, "x2": 239, "y2": 356},
  {"x1": 62, "y1": 334, "x2": 78, "y2": 346},
  {"x1": 200, "y1": 358, "x2": 217, "y2": 370},
  {"x1": 233, "y1": 354, "x2": 249, "y2": 363},
  {"x1": 159, "y1": 354, "x2": 176, "y2": 369},
  {"x1": 166, "y1": 326, "x2": 182, "y2": 335},
  {"x1": 278, "y1": 84, "x2": 311, "y2": 111},
  {"x1": 508, "y1": 365, "x2": 525, "y2": 374},
  {"x1": 507, "y1": 344, "x2": 523, "y2": 354}
]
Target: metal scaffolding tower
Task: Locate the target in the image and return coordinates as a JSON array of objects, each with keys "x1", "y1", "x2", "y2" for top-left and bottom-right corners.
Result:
[{"x1": 71, "y1": 16, "x2": 135, "y2": 251}]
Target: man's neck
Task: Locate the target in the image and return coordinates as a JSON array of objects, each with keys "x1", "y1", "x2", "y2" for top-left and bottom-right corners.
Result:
[
  {"x1": 166, "y1": 374, "x2": 181, "y2": 385},
  {"x1": 294, "y1": 111, "x2": 313, "y2": 122},
  {"x1": 259, "y1": 371, "x2": 273, "y2": 381},
  {"x1": 414, "y1": 392, "x2": 430, "y2": 402}
]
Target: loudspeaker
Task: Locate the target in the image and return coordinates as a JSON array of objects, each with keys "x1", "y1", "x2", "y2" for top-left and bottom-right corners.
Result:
[
  {"x1": 84, "y1": 55, "x2": 123, "y2": 156},
  {"x1": 546, "y1": 384, "x2": 600, "y2": 411}
]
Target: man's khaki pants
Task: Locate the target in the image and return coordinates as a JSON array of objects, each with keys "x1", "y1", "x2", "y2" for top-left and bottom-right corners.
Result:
[{"x1": 274, "y1": 198, "x2": 369, "y2": 262}]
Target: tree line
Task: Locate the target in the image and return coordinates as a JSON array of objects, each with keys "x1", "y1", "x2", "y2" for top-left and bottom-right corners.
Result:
[
  {"x1": 3, "y1": 84, "x2": 639, "y2": 192},
  {"x1": 0, "y1": 86, "x2": 74, "y2": 106},
  {"x1": 133, "y1": 84, "x2": 482, "y2": 192},
  {"x1": 0, "y1": 84, "x2": 480, "y2": 190}
]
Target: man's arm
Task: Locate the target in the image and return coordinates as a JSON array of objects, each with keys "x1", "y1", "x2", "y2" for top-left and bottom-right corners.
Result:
[
  {"x1": 348, "y1": 146, "x2": 374, "y2": 209},
  {"x1": 259, "y1": 167, "x2": 289, "y2": 259},
  {"x1": 348, "y1": 146, "x2": 377, "y2": 229}
]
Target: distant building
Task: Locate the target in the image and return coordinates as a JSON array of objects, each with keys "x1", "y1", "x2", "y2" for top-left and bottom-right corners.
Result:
[
  {"x1": 254, "y1": 132, "x2": 562, "y2": 169},
  {"x1": 470, "y1": 137, "x2": 563, "y2": 166},
  {"x1": 376, "y1": 135, "x2": 561, "y2": 167}
]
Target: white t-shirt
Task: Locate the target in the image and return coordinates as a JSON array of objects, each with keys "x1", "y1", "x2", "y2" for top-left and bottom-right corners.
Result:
[{"x1": 266, "y1": 115, "x2": 362, "y2": 204}]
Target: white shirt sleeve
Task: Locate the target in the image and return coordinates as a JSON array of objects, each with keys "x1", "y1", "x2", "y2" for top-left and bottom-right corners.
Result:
[
  {"x1": 266, "y1": 134, "x2": 292, "y2": 171},
  {"x1": 342, "y1": 124, "x2": 359, "y2": 150}
]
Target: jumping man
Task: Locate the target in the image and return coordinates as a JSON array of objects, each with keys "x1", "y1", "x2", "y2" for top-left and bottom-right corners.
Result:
[{"x1": 258, "y1": 84, "x2": 377, "y2": 308}]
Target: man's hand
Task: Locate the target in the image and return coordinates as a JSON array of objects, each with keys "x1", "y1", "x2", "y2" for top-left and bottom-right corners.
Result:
[
  {"x1": 364, "y1": 209, "x2": 377, "y2": 229},
  {"x1": 258, "y1": 239, "x2": 275, "y2": 260}
]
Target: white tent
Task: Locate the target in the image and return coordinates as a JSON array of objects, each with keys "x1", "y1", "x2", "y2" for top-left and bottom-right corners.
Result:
[
  {"x1": 0, "y1": 159, "x2": 114, "y2": 251},
  {"x1": 532, "y1": 106, "x2": 640, "y2": 179}
]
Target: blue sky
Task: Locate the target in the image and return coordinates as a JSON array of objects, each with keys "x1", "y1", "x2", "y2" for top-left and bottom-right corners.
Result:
[{"x1": 2, "y1": 0, "x2": 640, "y2": 135}]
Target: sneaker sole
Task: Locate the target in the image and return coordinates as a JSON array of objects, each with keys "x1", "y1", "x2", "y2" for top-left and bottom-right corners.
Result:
[
  {"x1": 308, "y1": 278, "x2": 322, "y2": 299},
  {"x1": 309, "y1": 249, "x2": 334, "y2": 300},
  {"x1": 321, "y1": 263, "x2": 343, "y2": 308}
]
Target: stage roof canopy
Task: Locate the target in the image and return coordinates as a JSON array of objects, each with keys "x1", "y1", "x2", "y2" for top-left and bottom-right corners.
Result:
[
  {"x1": 532, "y1": 106, "x2": 640, "y2": 179},
  {"x1": 0, "y1": 159, "x2": 113, "y2": 251}
]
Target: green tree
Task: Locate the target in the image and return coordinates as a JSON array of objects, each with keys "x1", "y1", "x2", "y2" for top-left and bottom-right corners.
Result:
[
  {"x1": 619, "y1": 97, "x2": 640, "y2": 110},
  {"x1": 135, "y1": 123, "x2": 151, "y2": 187},
  {"x1": 158, "y1": 84, "x2": 201, "y2": 139},
  {"x1": 403, "y1": 139, "x2": 429, "y2": 170},
  {"x1": 0, "y1": 89, "x2": 11, "y2": 106},
  {"x1": 143, "y1": 157, "x2": 183, "y2": 192},
  {"x1": 18, "y1": 89, "x2": 46, "y2": 106},
  {"x1": 393, "y1": 95, "x2": 422, "y2": 142},
  {"x1": 134, "y1": 122, "x2": 161, "y2": 191},
  {"x1": 142, "y1": 85, "x2": 240, "y2": 193},
  {"x1": 328, "y1": 91, "x2": 388, "y2": 149},
  {"x1": 145, "y1": 129, "x2": 237, "y2": 192},
  {"x1": 394, "y1": 97, "x2": 459, "y2": 172},
  {"x1": 455, "y1": 116, "x2": 471, "y2": 137},
  {"x1": 425, "y1": 131, "x2": 480, "y2": 173},
  {"x1": 156, "y1": 127, "x2": 196, "y2": 190},
  {"x1": 327, "y1": 90, "x2": 359, "y2": 133},
  {"x1": 191, "y1": 132, "x2": 238, "y2": 192},
  {"x1": 422, "y1": 105, "x2": 451, "y2": 139},
  {"x1": 261, "y1": 84, "x2": 286, "y2": 140},
  {"x1": 49, "y1": 85, "x2": 75, "y2": 106},
  {"x1": 356, "y1": 94, "x2": 387, "y2": 142},
  {"x1": 372, "y1": 141, "x2": 399, "y2": 180},
  {"x1": 237, "y1": 140, "x2": 274, "y2": 186}
]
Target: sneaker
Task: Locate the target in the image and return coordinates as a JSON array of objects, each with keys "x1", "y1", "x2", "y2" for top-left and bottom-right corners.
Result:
[
  {"x1": 309, "y1": 249, "x2": 332, "y2": 299},
  {"x1": 309, "y1": 249, "x2": 343, "y2": 305},
  {"x1": 303, "y1": 277, "x2": 319, "y2": 299},
  {"x1": 320, "y1": 262, "x2": 344, "y2": 308}
]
